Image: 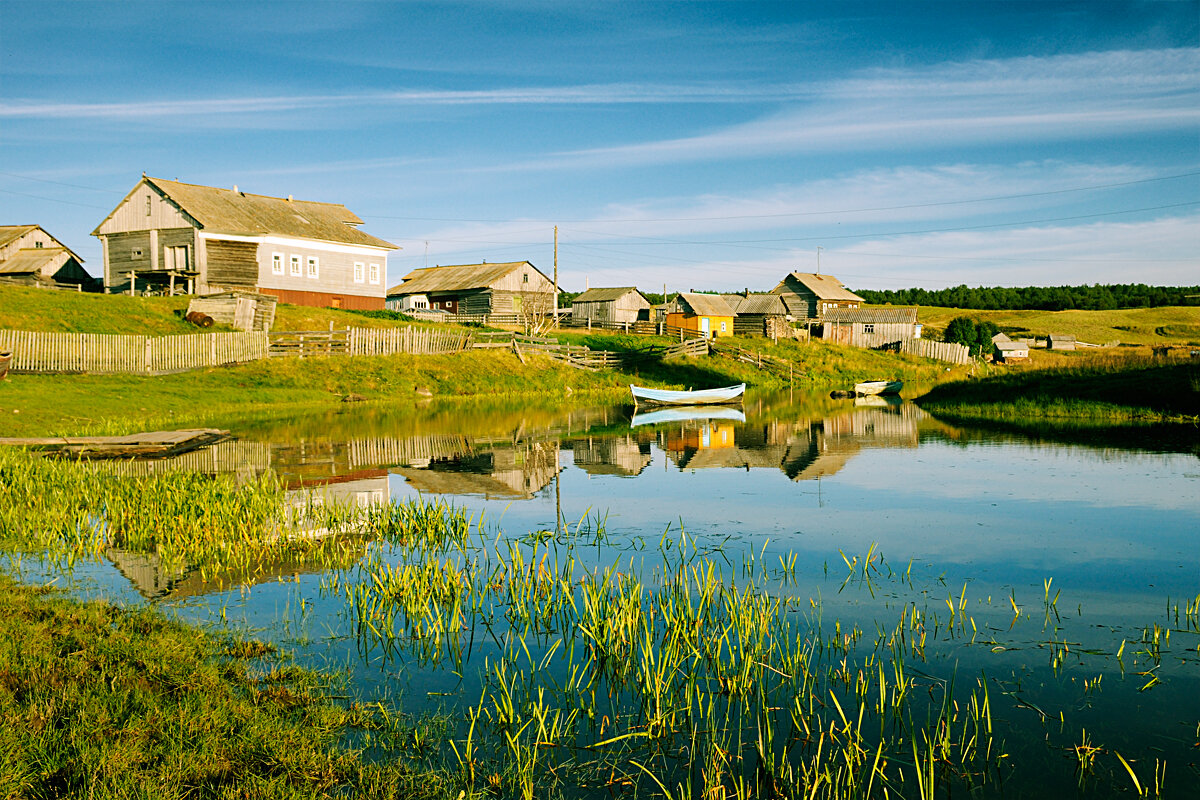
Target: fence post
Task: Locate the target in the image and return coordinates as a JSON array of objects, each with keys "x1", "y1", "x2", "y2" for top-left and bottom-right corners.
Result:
[
  {"x1": 143, "y1": 336, "x2": 151, "y2": 374},
  {"x1": 210, "y1": 332, "x2": 217, "y2": 365}
]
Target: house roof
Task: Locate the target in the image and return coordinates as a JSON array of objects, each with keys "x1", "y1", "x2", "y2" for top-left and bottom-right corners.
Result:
[
  {"x1": 0, "y1": 247, "x2": 74, "y2": 276},
  {"x1": 675, "y1": 292, "x2": 736, "y2": 317},
  {"x1": 992, "y1": 332, "x2": 1011, "y2": 343},
  {"x1": 573, "y1": 286, "x2": 646, "y2": 304},
  {"x1": 719, "y1": 293, "x2": 788, "y2": 315},
  {"x1": 1048, "y1": 333, "x2": 1076, "y2": 342},
  {"x1": 995, "y1": 340, "x2": 1028, "y2": 352},
  {"x1": 773, "y1": 272, "x2": 865, "y2": 302},
  {"x1": 387, "y1": 261, "x2": 549, "y2": 296},
  {"x1": 822, "y1": 306, "x2": 918, "y2": 324},
  {"x1": 94, "y1": 177, "x2": 397, "y2": 250},
  {"x1": 0, "y1": 225, "x2": 38, "y2": 249}
]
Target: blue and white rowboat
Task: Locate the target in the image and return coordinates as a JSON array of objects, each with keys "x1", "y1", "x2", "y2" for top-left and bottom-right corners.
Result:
[{"x1": 630, "y1": 383, "x2": 745, "y2": 407}]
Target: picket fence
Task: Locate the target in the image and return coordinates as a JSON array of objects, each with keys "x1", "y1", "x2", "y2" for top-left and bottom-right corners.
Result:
[{"x1": 0, "y1": 329, "x2": 269, "y2": 375}]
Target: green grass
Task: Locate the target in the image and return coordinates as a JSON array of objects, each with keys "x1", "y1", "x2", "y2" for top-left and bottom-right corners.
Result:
[
  {"x1": 914, "y1": 304, "x2": 1200, "y2": 346},
  {"x1": 0, "y1": 575, "x2": 462, "y2": 799},
  {"x1": 917, "y1": 359, "x2": 1200, "y2": 422}
]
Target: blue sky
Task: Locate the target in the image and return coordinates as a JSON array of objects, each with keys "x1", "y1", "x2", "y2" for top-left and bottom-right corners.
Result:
[{"x1": 2, "y1": 1, "x2": 1197, "y2": 292}]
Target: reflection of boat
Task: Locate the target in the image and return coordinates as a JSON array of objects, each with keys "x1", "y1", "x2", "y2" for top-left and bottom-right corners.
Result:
[
  {"x1": 631, "y1": 405, "x2": 746, "y2": 427},
  {"x1": 630, "y1": 383, "x2": 745, "y2": 407},
  {"x1": 854, "y1": 394, "x2": 903, "y2": 408},
  {"x1": 854, "y1": 380, "x2": 902, "y2": 396}
]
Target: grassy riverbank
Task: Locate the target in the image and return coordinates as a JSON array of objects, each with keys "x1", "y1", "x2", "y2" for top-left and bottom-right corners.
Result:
[
  {"x1": 917, "y1": 360, "x2": 1200, "y2": 422},
  {"x1": 0, "y1": 576, "x2": 460, "y2": 800}
]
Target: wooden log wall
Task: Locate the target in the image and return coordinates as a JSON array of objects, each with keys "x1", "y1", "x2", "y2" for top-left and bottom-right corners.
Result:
[{"x1": 0, "y1": 330, "x2": 269, "y2": 374}]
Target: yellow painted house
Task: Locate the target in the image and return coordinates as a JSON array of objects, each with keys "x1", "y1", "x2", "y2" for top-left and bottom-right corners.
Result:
[{"x1": 665, "y1": 292, "x2": 736, "y2": 338}]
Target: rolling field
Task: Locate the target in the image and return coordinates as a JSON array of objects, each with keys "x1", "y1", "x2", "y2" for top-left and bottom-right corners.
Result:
[{"x1": 912, "y1": 304, "x2": 1200, "y2": 346}]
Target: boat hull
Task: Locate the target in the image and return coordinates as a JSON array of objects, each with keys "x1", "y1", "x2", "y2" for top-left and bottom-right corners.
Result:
[
  {"x1": 630, "y1": 383, "x2": 745, "y2": 407},
  {"x1": 0, "y1": 351, "x2": 11, "y2": 380},
  {"x1": 853, "y1": 380, "x2": 903, "y2": 396}
]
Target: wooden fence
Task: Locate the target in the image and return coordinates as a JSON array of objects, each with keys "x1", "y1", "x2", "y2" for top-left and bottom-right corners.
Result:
[
  {"x1": 895, "y1": 338, "x2": 971, "y2": 365},
  {"x1": 664, "y1": 338, "x2": 710, "y2": 358},
  {"x1": 269, "y1": 326, "x2": 472, "y2": 357},
  {"x1": 0, "y1": 329, "x2": 269, "y2": 375}
]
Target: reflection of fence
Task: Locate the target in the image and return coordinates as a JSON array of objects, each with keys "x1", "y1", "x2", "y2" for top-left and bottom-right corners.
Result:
[
  {"x1": 0, "y1": 329, "x2": 269, "y2": 374},
  {"x1": 269, "y1": 326, "x2": 471, "y2": 357}
]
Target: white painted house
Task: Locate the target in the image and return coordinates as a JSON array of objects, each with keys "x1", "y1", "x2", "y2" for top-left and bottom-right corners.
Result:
[{"x1": 92, "y1": 177, "x2": 398, "y2": 309}]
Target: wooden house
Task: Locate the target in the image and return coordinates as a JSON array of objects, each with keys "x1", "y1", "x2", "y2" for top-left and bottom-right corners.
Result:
[
  {"x1": 719, "y1": 292, "x2": 789, "y2": 336},
  {"x1": 386, "y1": 261, "x2": 555, "y2": 316},
  {"x1": 770, "y1": 272, "x2": 864, "y2": 319},
  {"x1": 0, "y1": 225, "x2": 96, "y2": 290},
  {"x1": 665, "y1": 293, "x2": 736, "y2": 338},
  {"x1": 821, "y1": 307, "x2": 919, "y2": 346},
  {"x1": 995, "y1": 340, "x2": 1030, "y2": 362},
  {"x1": 571, "y1": 286, "x2": 652, "y2": 325},
  {"x1": 92, "y1": 177, "x2": 397, "y2": 308},
  {"x1": 1047, "y1": 333, "x2": 1076, "y2": 351}
]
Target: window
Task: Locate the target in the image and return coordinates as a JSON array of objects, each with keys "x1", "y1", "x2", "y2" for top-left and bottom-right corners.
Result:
[
  {"x1": 307, "y1": 256, "x2": 319, "y2": 279},
  {"x1": 864, "y1": 323, "x2": 875, "y2": 334},
  {"x1": 720, "y1": 321, "x2": 727, "y2": 332},
  {"x1": 353, "y1": 262, "x2": 364, "y2": 283},
  {"x1": 132, "y1": 249, "x2": 144, "y2": 258},
  {"x1": 523, "y1": 273, "x2": 529, "y2": 283},
  {"x1": 290, "y1": 255, "x2": 302, "y2": 276},
  {"x1": 145, "y1": 195, "x2": 152, "y2": 216},
  {"x1": 272, "y1": 253, "x2": 284, "y2": 275},
  {"x1": 368, "y1": 263, "x2": 380, "y2": 284},
  {"x1": 34, "y1": 241, "x2": 43, "y2": 249}
]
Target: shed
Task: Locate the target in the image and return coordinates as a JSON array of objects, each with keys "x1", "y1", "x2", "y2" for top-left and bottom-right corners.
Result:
[
  {"x1": 0, "y1": 225, "x2": 96, "y2": 290},
  {"x1": 571, "y1": 287, "x2": 652, "y2": 325},
  {"x1": 719, "y1": 293, "x2": 789, "y2": 336},
  {"x1": 770, "y1": 272, "x2": 864, "y2": 319},
  {"x1": 186, "y1": 291, "x2": 277, "y2": 331},
  {"x1": 995, "y1": 340, "x2": 1030, "y2": 362},
  {"x1": 665, "y1": 293, "x2": 736, "y2": 338},
  {"x1": 386, "y1": 261, "x2": 555, "y2": 317},
  {"x1": 1048, "y1": 333, "x2": 1076, "y2": 351},
  {"x1": 821, "y1": 307, "x2": 919, "y2": 346}
]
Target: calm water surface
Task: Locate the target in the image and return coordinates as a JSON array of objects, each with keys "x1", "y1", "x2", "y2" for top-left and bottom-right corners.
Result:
[{"x1": 17, "y1": 391, "x2": 1200, "y2": 796}]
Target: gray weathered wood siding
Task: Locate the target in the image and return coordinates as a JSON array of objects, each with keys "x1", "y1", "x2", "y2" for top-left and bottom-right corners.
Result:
[
  {"x1": 104, "y1": 231, "x2": 153, "y2": 286},
  {"x1": 822, "y1": 321, "x2": 916, "y2": 345},
  {"x1": 205, "y1": 239, "x2": 259, "y2": 288},
  {"x1": 95, "y1": 182, "x2": 197, "y2": 235},
  {"x1": 255, "y1": 241, "x2": 387, "y2": 300},
  {"x1": 573, "y1": 293, "x2": 650, "y2": 324}
]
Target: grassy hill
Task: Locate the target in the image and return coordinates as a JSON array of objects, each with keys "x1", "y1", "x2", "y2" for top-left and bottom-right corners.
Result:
[
  {"x1": 911, "y1": 304, "x2": 1200, "y2": 346},
  {"x1": 0, "y1": 285, "x2": 437, "y2": 334}
]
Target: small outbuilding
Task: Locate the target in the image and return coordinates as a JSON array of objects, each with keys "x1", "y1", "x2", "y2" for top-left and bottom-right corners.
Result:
[
  {"x1": 386, "y1": 261, "x2": 555, "y2": 317},
  {"x1": 665, "y1": 293, "x2": 736, "y2": 338},
  {"x1": 571, "y1": 286, "x2": 652, "y2": 325},
  {"x1": 1048, "y1": 333, "x2": 1077, "y2": 351},
  {"x1": 821, "y1": 307, "x2": 919, "y2": 346},
  {"x1": 0, "y1": 225, "x2": 96, "y2": 290}
]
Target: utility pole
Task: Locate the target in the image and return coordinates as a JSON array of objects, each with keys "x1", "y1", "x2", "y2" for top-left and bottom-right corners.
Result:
[{"x1": 553, "y1": 225, "x2": 559, "y2": 323}]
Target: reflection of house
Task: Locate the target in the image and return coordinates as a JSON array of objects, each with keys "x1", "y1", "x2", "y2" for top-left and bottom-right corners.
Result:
[
  {"x1": 665, "y1": 292, "x2": 735, "y2": 338},
  {"x1": 571, "y1": 287, "x2": 652, "y2": 325},
  {"x1": 770, "y1": 272, "x2": 863, "y2": 320},
  {"x1": 0, "y1": 225, "x2": 96, "y2": 290},
  {"x1": 571, "y1": 436, "x2": 653, "y2": 476},
  {"x1": 821, "y1": 307, "x2": 920, "y2": 346},
  {"x1": 92, "y1": 177, "x2": 397, "y2": 306},
  {"x1": 385, "y1": 261, "x2": 554, "y2": 316},
  {"x1": 396, "y1": 441, "x2": 560, "y2": 499}
]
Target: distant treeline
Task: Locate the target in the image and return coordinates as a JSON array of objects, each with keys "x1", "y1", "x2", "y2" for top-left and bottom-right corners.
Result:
[{"x1": 855, "y1": 284, "x2": 1200, "y2": 311}]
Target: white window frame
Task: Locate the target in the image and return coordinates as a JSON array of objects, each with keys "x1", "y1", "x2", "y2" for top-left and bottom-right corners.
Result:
[
  {"x1": 290, "y1": 255, "x2": 302, "y2": 277},
  {"x1": 307, "y1": 256, "x2": 319, "y2": 279},
  {"x1": 272, "y1": 252, "x2": 284, "y2": 275},
  {"x1": 353, "y1": 262, "x2": 365, "y2": 283},
  {"x1": 863, "y1": 323, "x2": 875, "y2": 334},
  {"x1": 368, "y1": 263, "x2": 380, "y2": 284}
]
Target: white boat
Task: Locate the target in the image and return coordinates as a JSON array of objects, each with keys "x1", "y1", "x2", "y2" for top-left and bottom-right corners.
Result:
[
  {"x1": 631, "y1": 406, "x2": 746, "y2": 427},
  {"x1": 853, "y1": 380, "x2": 903, "y2": 396},
  {"x1": 630, "y1": 383, "x2": 746, "y2": 407}
]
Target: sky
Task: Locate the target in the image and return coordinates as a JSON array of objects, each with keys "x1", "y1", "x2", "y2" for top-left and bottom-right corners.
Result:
[{"x1": 1, "y1": 1, "x2": 1198, "y2": 293}]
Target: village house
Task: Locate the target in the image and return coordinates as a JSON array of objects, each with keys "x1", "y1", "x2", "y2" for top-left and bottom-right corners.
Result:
[
  {"x1": 718, "y1": 292, "x2": 790, "y2": 336},
  {"x1": 820, "y1": 307, "x2": 920, "y2": 346},
  {"x1": 92, "y1": 177, "x2": 397, "y2": 308},
  {"x1": 386, "y1": 261, "x2": 555, "y2": 317},
  {"x1": 994, "y1": 339, "x2": 1030, "y2": 362},
  {"x1": 0, "y1": 225, "x2": 96, "y2": 290},
  {"x1": 770, "y1": 272, "x2": 864, "y2": 320},
  {"x1": 665, "y1": 292, "x2": 736, "y2": 338},
  {"x1": 1047, "y1": 333, "x2": 1077, "y2": 351},
  {"x1": 570, "y1": 286, "x2": 652, "y2": 325}
]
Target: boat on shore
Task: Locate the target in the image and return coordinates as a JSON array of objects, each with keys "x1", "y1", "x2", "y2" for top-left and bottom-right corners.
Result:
[
  {"x1": 630, "y1": 383, "x2": 745, "y2": 407},
  {"x1": 853, "y1": 380, "x2": 903, "y2": 396},
  {"x1": 0, "y1": 351, "x2": 11, "y2": 380}
]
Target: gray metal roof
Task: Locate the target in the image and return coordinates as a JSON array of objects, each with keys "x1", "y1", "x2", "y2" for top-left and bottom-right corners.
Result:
[
  {"x1": 388, "y1": 261, "x2": 548, "y2": 295},
  {"x1": 573, "y1": 286, "x2": 646, "y2": 303},
  {"x1": 675, "y1": 292, "x2": 736, "y2": 317},
  {"x1": 995, "y1": 340, "x2": 1028, "y2": 351},
  {"x1": 719, "y1": 293, "x2": 788, "y2": 315},
  {"x1": 95, "y1": 178, "x2": 397, "y2": 250},
  {"x1": 0, "y1": 248, "x2": 72, "y2": 275},
  {"x1": 822, "y1": 306, "x2": 918, "y2": 324},
  {"x1": 0, "y1": 225, "x2": 37, "y2": 249}
]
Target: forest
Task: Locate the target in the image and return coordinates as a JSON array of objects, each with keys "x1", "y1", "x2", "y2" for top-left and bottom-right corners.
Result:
[{"x1": 854, "y1": 283, "x2": 1199, "y2": 311}]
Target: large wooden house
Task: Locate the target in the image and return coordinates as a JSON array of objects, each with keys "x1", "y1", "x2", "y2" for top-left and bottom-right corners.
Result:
[
  {"x1": 770, "y1": 272, "x2": 864, "y2": 319},
  {"x1": 92, "y1": 177, "x2": 398, "y2": 308},
  {"x1": 571, "y1": 287, "x2": 652, "y2": 325},
  {"x1": 386, "y1": 261, "x2": 555, "y2": 316},
  {"x1": 0, "y1": 225, "x2": 95, "y2": 290}
]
